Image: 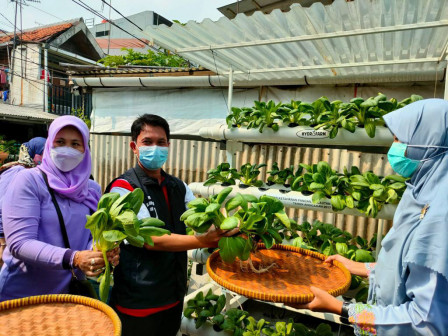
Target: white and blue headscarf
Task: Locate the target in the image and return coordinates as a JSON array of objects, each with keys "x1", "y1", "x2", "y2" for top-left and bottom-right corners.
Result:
[{"x1": 372, "y1": 98, "x2": 448, "y2": 306}]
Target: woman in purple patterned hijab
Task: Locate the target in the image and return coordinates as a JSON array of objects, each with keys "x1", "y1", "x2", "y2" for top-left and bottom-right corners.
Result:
[{"x1": 0, "y1": 116, "x2": 119, "y2": 301}]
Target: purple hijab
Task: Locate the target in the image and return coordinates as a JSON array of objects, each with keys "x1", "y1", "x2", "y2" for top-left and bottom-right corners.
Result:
[{"x1": 38, "y1": 116, "x2": 99, "y2": 211}]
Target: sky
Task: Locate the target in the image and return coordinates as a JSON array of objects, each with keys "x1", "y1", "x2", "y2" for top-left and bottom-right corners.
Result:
[{"x1": 0, "y1": 0, "x2": 233, "y2": 32}]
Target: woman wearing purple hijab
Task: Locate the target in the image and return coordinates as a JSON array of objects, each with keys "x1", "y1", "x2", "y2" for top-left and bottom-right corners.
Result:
[{"x1": 0, "y1": 116, "x2": 119, "y2": 301}]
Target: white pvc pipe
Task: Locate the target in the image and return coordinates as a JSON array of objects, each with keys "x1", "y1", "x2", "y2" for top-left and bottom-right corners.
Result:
[
  {"x1": 72, "y1": 75, "x2": 229, "y2": 87},
  {"x1": 227, "y1": 66, "x2": 233, "y2": 114},
  {"x1": 188, "y1": 248, "x2": 212, "y2": 264},
  {"x1": 44, "y1": 47, "x2": 48, "y2": 113},
  {"x1": 199, "y1": 124, "x2": 394, "y2": 147},
  {"x1": 188, "y1": 183, "x2": 396, "y2": 220}
]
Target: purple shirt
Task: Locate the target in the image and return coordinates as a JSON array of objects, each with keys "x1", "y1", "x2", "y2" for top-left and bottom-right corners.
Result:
[
  {"x1": 0, "y1": 165, "x2": 25, "y2": 238},
  {"x1": 0, "y1": 168, "x2": 100, "y2": 301}
]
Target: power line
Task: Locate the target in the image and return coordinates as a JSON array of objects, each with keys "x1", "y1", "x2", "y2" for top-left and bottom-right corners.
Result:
[
  {"x1": 100, "y1": 0, "x2": 143, "y2": 31},
  {"x1": 71, "y1": 0, "x2": 150, "y2": 47},
  {"x1": 25, "y1": 2, "x2": 66, "y2": 22},
  {"x1": 9, "y1": 55, "x2": 72, "y2": 78},
  {"x1": 0, "y1": 12, "x2": 16, "y2": 29}
]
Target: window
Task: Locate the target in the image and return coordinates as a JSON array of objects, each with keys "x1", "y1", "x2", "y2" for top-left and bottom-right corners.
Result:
[{"x1": 96, "y1": 30, "x2": 110, "y2": 37}]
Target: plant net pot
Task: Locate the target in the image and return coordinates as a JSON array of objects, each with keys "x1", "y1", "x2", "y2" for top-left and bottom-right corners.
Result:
[
  {"x1": 206, "y1": 244, "x2": 351, "y2": 304},
  {"x1": 0, "y1": 294, "x2": 121, "y2": 336}
]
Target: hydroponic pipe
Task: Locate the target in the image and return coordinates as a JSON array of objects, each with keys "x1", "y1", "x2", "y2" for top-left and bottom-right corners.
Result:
[
  {"x1": 72, "y1": 75, "x2": 230, "y2": 87},
  {"x1": 199, "y1": 124, "x2": 394, "y2": 147},
  {"x1": 188, "y1": 183, "x2": 396, "y2": 220}
]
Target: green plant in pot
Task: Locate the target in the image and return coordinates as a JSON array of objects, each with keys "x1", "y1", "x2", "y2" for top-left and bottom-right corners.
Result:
[
  {"x1": 204, "y1": 162, "x2": 240, "y2": 186},
  {"x1": 280, "y1": 100, "x2": 315, "y2": 128},
  {"x1": 238, "y1": 163, "x2": 267, "y2": 188},
  {"x1": 181, "y1": 187, "x2": 291, "y2": 273},
  {"x1": 314, "y1": 100, "x2": 357, "y2": 139},
  {"x1": 247, "y1": 100, "x2": 283, "y2": 133},
  {"x1": 267, "y1": 162, "x2": 301, "y2": 187},
  {"x1": 226, "y1": 107, "x2": 252, "y2": 128},
  {"x1": 292, "y1": 161, "x2": 342, "y2": 208},
  {"x1": 349, "y1": 171, "x2": 407, "y2": 218}
]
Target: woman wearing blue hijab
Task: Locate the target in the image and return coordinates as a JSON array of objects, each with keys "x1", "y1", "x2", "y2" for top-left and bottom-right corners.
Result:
[{"x1": 294, "y1": 99, "x2": 448, "y2": 335}]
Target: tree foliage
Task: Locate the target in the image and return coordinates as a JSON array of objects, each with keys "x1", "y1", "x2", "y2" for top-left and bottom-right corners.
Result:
[{"x1": 98, "y1": 47, "x2": 190, "y2": 67}]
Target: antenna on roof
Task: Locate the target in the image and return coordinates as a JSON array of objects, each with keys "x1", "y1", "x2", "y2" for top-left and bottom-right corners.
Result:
[{"x1": 85, "y1": 17, "x2": 95, "y2": 28}]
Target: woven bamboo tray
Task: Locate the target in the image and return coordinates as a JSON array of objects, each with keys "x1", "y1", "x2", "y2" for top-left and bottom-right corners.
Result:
[
  {"x1": 0, "y1": 294, "x2": 121, "y2": 336},
  {"x1": 206, "y1": 244, "x2": 351, "y2": 304}
]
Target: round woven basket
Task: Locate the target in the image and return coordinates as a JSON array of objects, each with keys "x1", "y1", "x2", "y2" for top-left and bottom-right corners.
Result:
[
  {"x1": 0, "y1": 294, "x2": 121, "y2": 336},
  {"x1": 206, "y1": 244, "x2": 351, "y2": 304}
]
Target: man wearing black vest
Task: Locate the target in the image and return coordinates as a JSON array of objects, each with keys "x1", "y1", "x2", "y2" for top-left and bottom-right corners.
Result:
[{"x1": 107, "y1": 114, "x2": 237, "y2": 336}]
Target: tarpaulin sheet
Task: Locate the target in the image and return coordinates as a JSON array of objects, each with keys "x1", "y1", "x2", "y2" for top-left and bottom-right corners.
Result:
[{"x1": 91, "y1": 87, "x2": 258, "y2": 135}]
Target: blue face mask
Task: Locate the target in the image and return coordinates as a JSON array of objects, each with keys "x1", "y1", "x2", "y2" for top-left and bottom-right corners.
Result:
[
  {"x1": 387, "y1": 142, "x2": 420, "y2": 177},
  {"x1": 138, "y1": 146, "x2": 168, "y2": 170}
]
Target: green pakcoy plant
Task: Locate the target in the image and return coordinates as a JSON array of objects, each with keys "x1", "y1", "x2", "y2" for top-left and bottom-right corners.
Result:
[
  {"x1": 348, "y1": 93, "x2": 389, "y2": 138},
  {"x1": 292, "y1": 220, "x2": 376, "y2": 302},
  {"x1": 183, "y1": 295, "x2": 334, "y2": 336},
  {"x1": 181, "y1": 187, "x2": 291, "y2": 273},
  {"x1": 292, "y1": 161, "x2": 342, "y2": 208},
  {"x1": 204, "y1": 162, "x2": 240, "y2": 186},
  {"x1": 278, "y1": 100, "x2": 315, "y2": 127},
  {"x1": 226, "y1": 107, "x2": 253, "y2": 128},
  {"x1": 238, "y1": 163, "x2": 267, "y2": 187},
  {"x1": 314, "y1": 101, "x2": 357, "y2": 139},
  {"x1": 349, "y1": 172, "x2": 408, "y2": 218},
  {"x1": 85, "y1": 188, "x2": 170, "y2": 302},
  {"x1": 247, "y1": 100, "x2": 283, "y2": 133},
  {"x1": 184, "y1": 289, "x2": 228, "y2": 330},
  {"x1": 267, "y1": 162, "x2": 301, "y2": 187}
]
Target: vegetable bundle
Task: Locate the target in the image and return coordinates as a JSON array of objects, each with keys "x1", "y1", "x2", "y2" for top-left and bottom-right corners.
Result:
[
  {"x1": 85, "y1": 188, "x2": 170, "y2": 302},
  {"x1": 181, "y1": 187, "x2": 292, "y2": 272}
]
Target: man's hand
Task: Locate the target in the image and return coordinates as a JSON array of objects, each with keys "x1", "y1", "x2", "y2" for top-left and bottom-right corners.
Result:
[{"x1": 196, "y1": 226, "x2": 239, "y2": 248}]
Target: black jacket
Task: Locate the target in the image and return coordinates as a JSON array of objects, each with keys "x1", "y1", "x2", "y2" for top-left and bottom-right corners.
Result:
[{"x1": 109, "y1": 165, "x2": 188, "y2": 308}]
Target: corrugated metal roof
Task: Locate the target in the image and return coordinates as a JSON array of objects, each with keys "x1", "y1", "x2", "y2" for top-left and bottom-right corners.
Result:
[
  {"x1": 0, "y1": 104, "x2": 57, "y2": 123},
  {"x1": 144, "y1": 0, "x2": 448, "y2": 84},
  {"x1": 218, "y1": 0, "x2": 333, "y2": 19}
]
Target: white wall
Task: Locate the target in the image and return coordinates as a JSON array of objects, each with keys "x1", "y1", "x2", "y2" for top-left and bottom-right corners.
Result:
[{"x1": 9, "y1": 44, "x2": 45, "y2": 109}]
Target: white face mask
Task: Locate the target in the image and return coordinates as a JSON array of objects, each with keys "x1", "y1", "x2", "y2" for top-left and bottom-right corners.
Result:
[{"x1": 50, "y1": 146, "x2": 85, "y2": 172}]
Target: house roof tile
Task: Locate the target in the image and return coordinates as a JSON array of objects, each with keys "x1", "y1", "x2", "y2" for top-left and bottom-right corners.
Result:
[{"x1": 0, "y1": 22, "x2": 73, "y2": 44}]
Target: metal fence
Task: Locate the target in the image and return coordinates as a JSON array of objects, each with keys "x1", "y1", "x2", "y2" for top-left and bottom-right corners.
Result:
[{"x1": 48, "y1": 85, "x2": 92, "y2": 118}]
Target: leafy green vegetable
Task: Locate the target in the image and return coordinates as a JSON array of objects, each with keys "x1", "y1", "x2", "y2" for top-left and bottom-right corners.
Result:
[
  {"x1": 182, "y1": 189, "x2": 292, "y2": 269},
  {"x1": 85, "y1": 188, "x2": 170, "y2": 302}
]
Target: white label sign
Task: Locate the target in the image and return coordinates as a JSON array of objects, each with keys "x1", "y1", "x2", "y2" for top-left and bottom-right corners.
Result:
[
  {"x1": 265, "y1": 192, "x2": 333, "y2": 210},
  {"x1": 296, "y1": 129, "x2": 329, "y2": 139}
]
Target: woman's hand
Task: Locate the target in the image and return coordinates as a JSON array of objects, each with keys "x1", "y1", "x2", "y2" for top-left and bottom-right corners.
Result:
[
  {"x1": 73, "y1": 250, "x2": 106, "y2": 277},
  {"x1": 289, "y1": 286, "x2": 343, "y2": 315},
  {"x1": 325, "y1": 254, "x2": 369, "y2": 277},
  {"x1": 196, "y1": 226, "x2": 239, "y2": 248}
]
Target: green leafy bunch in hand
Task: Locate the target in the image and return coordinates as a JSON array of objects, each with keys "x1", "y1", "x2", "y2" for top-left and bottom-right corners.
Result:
[{"x1": 85, "y1": 188, "x2": 170, "y2": 302}]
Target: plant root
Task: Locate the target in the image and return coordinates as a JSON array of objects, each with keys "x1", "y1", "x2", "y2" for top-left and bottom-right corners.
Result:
[
  {"x1": 246, "y1": 258, "x2": 278, "y2": 274},
  {"x1": 239, "y1": 260, "x2": 249, "y2": 272}
]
